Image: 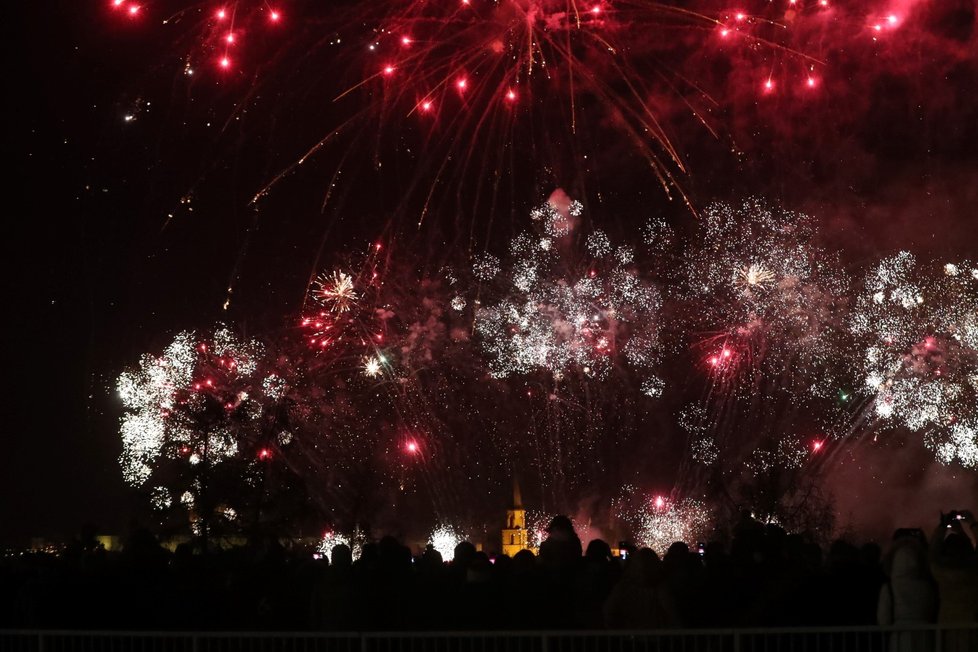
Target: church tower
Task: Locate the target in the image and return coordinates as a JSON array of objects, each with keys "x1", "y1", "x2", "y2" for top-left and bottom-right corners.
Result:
[{"x1": 501, "y1": 478, "x2": 529, "y2": 557}]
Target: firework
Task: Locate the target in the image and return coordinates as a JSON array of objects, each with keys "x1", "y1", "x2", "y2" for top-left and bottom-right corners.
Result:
[
  {"x1": 851, "y1": 253, "x2": 978, "y2": 467},
  {"x1": 116, "y1": 326, "x2": 285, "y2": 530},
  {"x1": 524, "y1": 510, "x2": 556, "y2": 551},
  {"x1": 363, "y1": 355, "x2": 386, "y2": 378},
  {"x1": 615, "y1": 488, "x2": 711, "y2": 555},
  {"x1": 678, "y1": 405, "x2": 718, "y2": 466},
  {"x1": 428, "y1": 524, "x2": 466, "y2": 561},
  {"x1": 744, "y1": 436, "x2": 808, "y2": 475},
  {"x1": 317, "y1": 529, "x2": 365, "y2": 561},
  {"x1": 671, "y1": 200, "x2": 856, "y2": 516},
  {"x1": 635, "y1": 498, "x2": 711, "y2": 555},
  {"x1": 103, "y1": 0, "x2": 855, "y2": 237},
  {"x1": 682, "y1": 198, "x2": 851, "y2": 399},
  {"x1": 473, "y1": 195, "x2": 664, "y2": 389},
  {"x1": 315, "y1": 271, "x2": 359, "y2": 314},
  {"x1": 300, "y1": 249, "x2": 391, "y2": 353}
]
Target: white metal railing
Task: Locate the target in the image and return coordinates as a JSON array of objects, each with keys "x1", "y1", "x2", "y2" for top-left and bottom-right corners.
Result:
[{"x1": 1, "y1": 626, "x2": 975, "y2": 652}]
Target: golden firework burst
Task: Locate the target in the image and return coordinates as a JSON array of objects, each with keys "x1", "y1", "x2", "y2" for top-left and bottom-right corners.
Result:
[
  {"x1": 363, "y1": 355, "x2": 384, "y2": 378},
  {"x1": 735, "y1": 264, "x2": 776, "y2": 289},
  {"x1": 317, "y1": 271, "x2": 358, "y2": 313}
]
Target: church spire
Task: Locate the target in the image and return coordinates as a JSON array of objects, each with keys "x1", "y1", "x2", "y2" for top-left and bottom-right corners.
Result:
[
  {"x1": 502, "y1": 476, "x2": 529, "y2": 556},
  {"x1": 512, "y1": 476, "x2": 522, "y2": 509}
]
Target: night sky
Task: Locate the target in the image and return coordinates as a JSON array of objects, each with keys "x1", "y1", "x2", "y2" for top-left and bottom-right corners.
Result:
[{"x1": 6, "y1": 0, "x2": 978, "y2": 544}]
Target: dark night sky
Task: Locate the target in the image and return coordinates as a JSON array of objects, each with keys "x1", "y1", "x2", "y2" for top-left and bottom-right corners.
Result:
[{"x1": 5, "y1": 1, "x2": 978, "y2": 544}]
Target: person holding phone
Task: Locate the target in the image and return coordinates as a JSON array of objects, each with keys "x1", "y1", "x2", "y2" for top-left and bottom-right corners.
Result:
[{"x1": 929, "y1": 509, "x2": 978, "y2": 625}]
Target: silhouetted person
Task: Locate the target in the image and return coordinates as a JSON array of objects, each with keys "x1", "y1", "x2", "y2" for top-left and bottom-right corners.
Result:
[
  {"x1": 505, "y1": 549, "x2": 541, "y2": 628},
  {"x1": 575, "y1": 539, "x2": 618, "y2": 628},
  {"x1": 604, "y1": 548, "x2": 680, "y2": 628},
  {"x1": 331, "y1": 544, "x2": 353, "y2": 569},
  {"x1": 451, "y1": 541, "x2": 477, "y2": 575},
  {"x1": 539, "y1": 515, "x2": 583, "y2": 571},
  {"x1": 878, "y1": 534, "x2": 939, "y2": 652},
  {"x1": 929, "y1": 510, "x2": 978, "y2": 624}
]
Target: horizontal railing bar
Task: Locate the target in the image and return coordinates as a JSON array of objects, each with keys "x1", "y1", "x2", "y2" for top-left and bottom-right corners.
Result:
[{"x1": 2, "y1": 626, "x2": 975, "y2": 636}]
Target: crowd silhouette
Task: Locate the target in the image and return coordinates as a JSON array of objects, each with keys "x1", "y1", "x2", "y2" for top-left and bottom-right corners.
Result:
[{"x1": 1, "y1": 511, "x2": 975, "y2": 631}]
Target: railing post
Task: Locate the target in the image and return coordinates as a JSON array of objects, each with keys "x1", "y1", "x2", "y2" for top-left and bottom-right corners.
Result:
[
  {"x1": 541, "y1": 632, "x2": 548, "y2": 652},
  {"x1": 191, "y1": 633, "x2": 199, "y2": 652},
  {"x1": 37, "y1": 632, "x2": 44, "y2": 652},
  {"x1": 935, "y1": 626, "x2": 942, "y2": 652},
  {"x1": 732, "y1": 631, "x2": 740, "y2": 652}
]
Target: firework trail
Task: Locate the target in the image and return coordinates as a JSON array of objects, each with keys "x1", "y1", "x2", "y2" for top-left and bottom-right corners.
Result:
[
  {"x1": 850, "y1": 252, "x2": 978, "y2": 468},
  {"x1": 101, "y1": 0, "x2": 865, "y2": 243}
]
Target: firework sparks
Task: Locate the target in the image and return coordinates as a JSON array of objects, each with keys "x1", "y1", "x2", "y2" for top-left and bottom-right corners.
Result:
[
  {"x1": 317, "y1": 529, "x2": 365, "y2": 561},
  {"x1": 736, "y1": 263, "x2": 777, "y2": 291},
  {"x1": 428, "y1": 524, "x2": 465, "y2": 561},
  {"x1": 636, "y1": 498, "x2": 711, "y2": 555},
  {"x1": 683, "y1": 198, "x2": 851, "y2": 401},
  {"x1": 851, "y1": 253, "x2": 978, "y2": 467},
  {"x1": 116, "y1": 327, "x2": 267, "y2": 487},
  {"x1": 473, "y1": 195, "x2": 664, "y2": 391},
  {"x1": 101, "y1": 0, "x2": 852, "y2": 232},
  {"x1": 615, "y1": 489, "x2": 711, "y2": 555},
  {"x1": 364, "y1": 355, "x2": 385, "y2": 378},
  {"x1": 316, "y1": 271, "x2": 359, "y2": 314}
]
